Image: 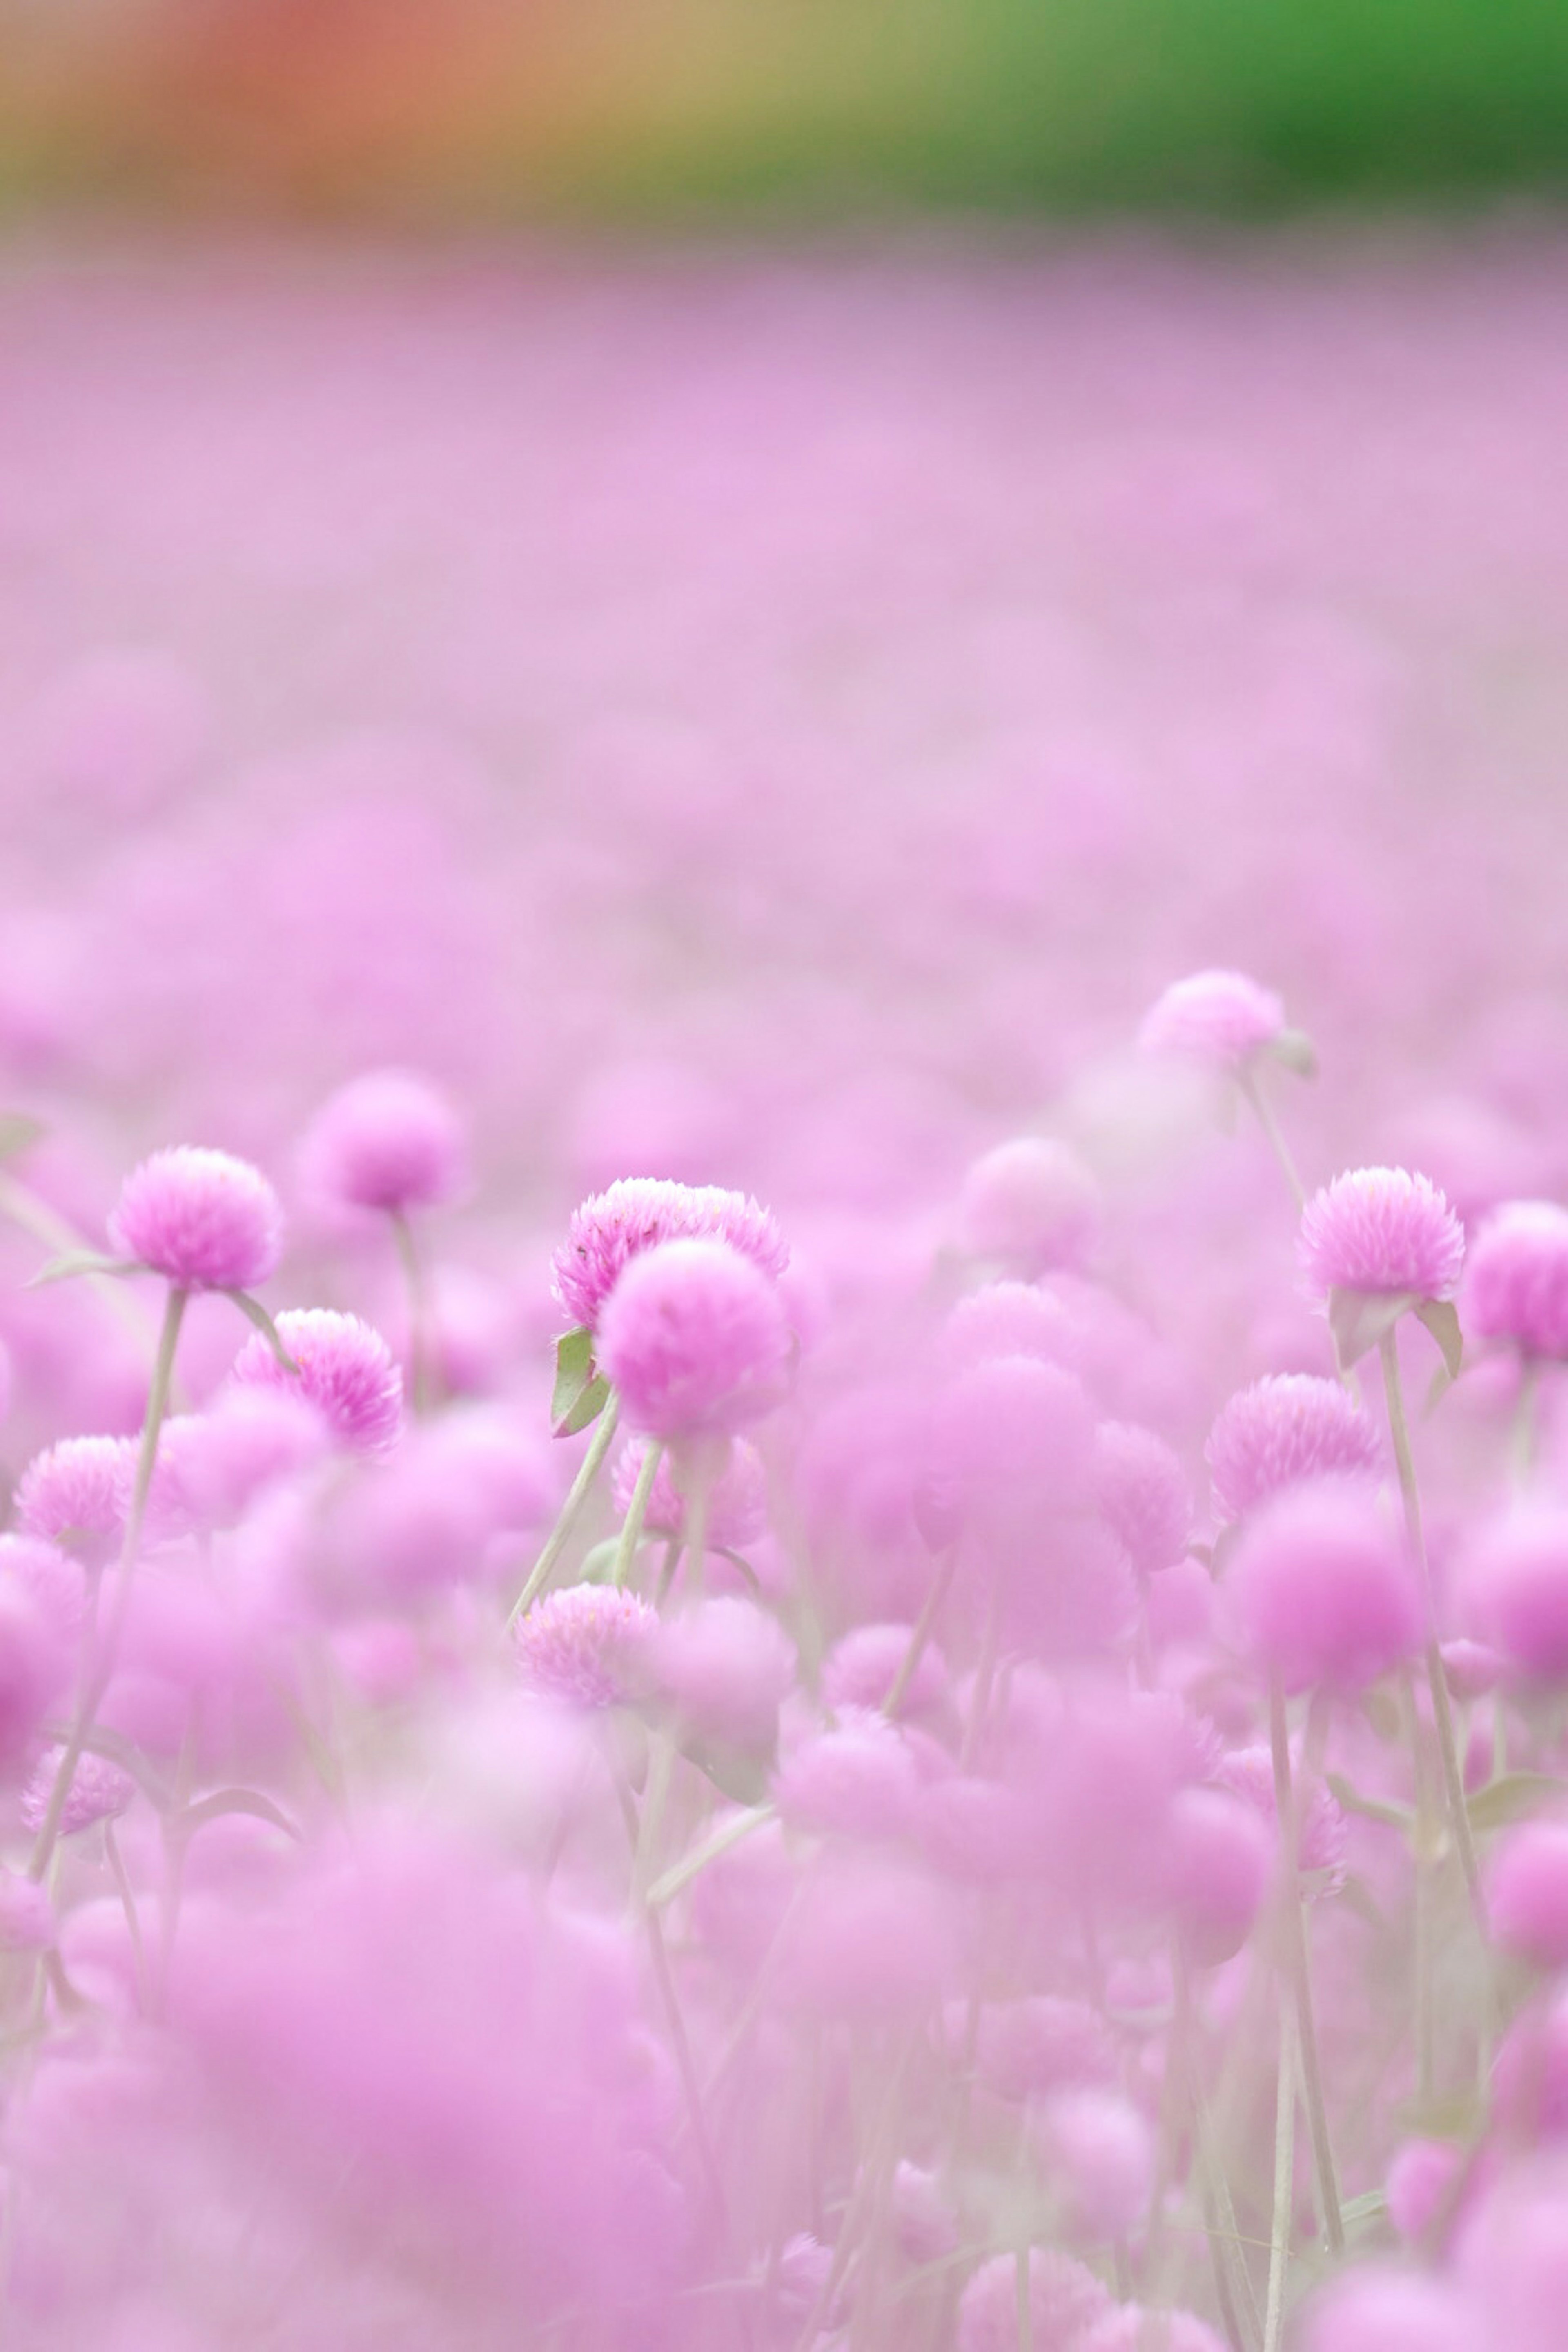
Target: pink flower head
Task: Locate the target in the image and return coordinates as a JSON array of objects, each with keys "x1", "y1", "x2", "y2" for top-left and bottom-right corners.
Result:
[
  {"x1": 0, "y1": 1532, "x2": 87, "y2": 1646},
  {"x1": 552, "y1": 1176, "x2": 788, "y2": 1334},
  {"x1": 1227, "y1": 1477, "x2": 1422, "y2": 1693},
  {"x1": 1489, "y1": 1819, "x2": 1568, "y2": 1970},
  {"x1": 1461, "y1": 1505, "x2": 1568, "y2": 1684},
  {"x1": 1216, "y1": 1745, "x2": 1348, "y2": 1896},
  {"x1": 943, "y1": 1280, "x2": 1082, "y2": 1374},
  {"x1": 0, "y1": 1869, "x2": 55, "y2": 1953},
  {"x1": 108, "y1": 1146, "x2": 284, "y2": 1291},
  {"x1": 1386, "y1": 2138, "x2": 1466, "y2": 2243},
  {"x1": 1163, "y1": 1784, "x2": 1272, "y2": 1967},
  {"x1": 934, "y1": 1354, "x2": 1099, "y2": 1538},
  {"x1": 1300, "y1": 2269, "x2": 1474, "y2": 2352},
  {"x1": 1035, "y1": 2089, "x2": 1154, "y2": 2242},
  {"x1": 0, "y1": 1576, "x2": 67, "y2": 1764},
  {"x1": 22, "y1": 1746, "x2": 136, "y2": 1837},
  {"x1": 821, "y1": 1621, "x2": 948, "y2": 1719},
  {"x1": 15, "y1": 1434, "x2": 135, "y2": 1546},
  {"x1": 160, "y1": 1388, "x2": 330, "y2": 1530},
  {"x1": 957, "y1": 2248, "x2": 1112, "y2": 2352},
  {"x1": 1206, "y1": 1374, "x2": 1382, "y2": 1523},
  {"x1": 1466, "y1": 1200, "x2": 1568, "y2": 1358},
  {"x1": 972, "y1": 1996, "x2": 1118, "y2": 2103},
  {"x1": 609, "y1": 1435, "x2": 767, "y2": 1550},
  {"x1": 1442, "y1": 1636, "x2": 1503, "y2": 1701},
  {"x1": 1298, "y1": 1166, "x2": 1465, "y2": 1302},
  {"x1": 512, "y1": 1585, "x2": 657, "y2": 1709},
  {"x1": 774, "y1": 1708, "x2": 920, "y2": 1840},
  {"x1": 653, "y1": 1596, "x2": 794, "y2": 1753},
  {"x1": 1080, "y1": 2311, "x2": 1227, "y2": 2352},
  {"x1": 1138, "y1": 967, "x2": 1285, "y2": 1069},
  {"x1": 597, "y1": 1237, "x2": 791, "y2": 1441},
  {"x1": 299, "y1": 1067, "x2": 468, "y2": 1216},
  {"x1": 229, "y1": 1309, "x2": 403, "y2": 1456},
  {"x1": 957, "y1": 1137, "x2": 1100, "y2": 1274},
  {"x1": 1094, "y1": 1420, "x2": 1192, "y2": 1575}
]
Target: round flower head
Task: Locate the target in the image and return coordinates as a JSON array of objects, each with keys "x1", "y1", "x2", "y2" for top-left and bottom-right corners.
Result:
[
  {"x1": 1138, "y1": 967, "x2": 1285, "y2": 1069},
  {"x1": 971, "y1": 1996, "x2": 1118, "y2": 2103},
  {"x1": 229, "y1": 1309, "x2": 402, "y2": 1456},
  {"x1": 513, "y1": 1586, "x2": 657, "y2": 1709},
  {"x1": 1488, "y1": 1820, "x2": 1568, "y2": 1970},
  {"x1": 1227, "y1": 1477, "x2": 1422, "y2": 1693},
  {"x1": 653, "y1": 1597, "x2": 794, "y2": 1753},
  {"x1": 0, "y1": 1869, "x2": 54, "y2": 1953},
  {"x1": 552, "y1": 1176, "x2": 788, "y2": 1334},
  {"x1": 1206, "y1": 1374, "x2": 1381, "y2": 1523},
  {"x1": 108, "y1": 1146, "x2": 284, "y2": 1291},
  {"x1": 0, "y1": 1533, "x2": 87, "y2": 1644},
  {"x1": 15, "y1": 1434, "x2": 135, "y2": 1546},
  {"x1": 1094, "y1": 1421, "x2": 1192, "y2": 1575},
  {"x1": 1442, "y1": 1636, "x2": 1503, "y2": 1701},
  {"x1": 774, "y1": 1709, "x2": 921, "y2": 1841},
  {"x1": 1035, "y1": 2088, "x2": 1154, "y2": 2241},
  {"x1": 1299, "y1": 2269, "x2": 1474, "y2": 2352},
  {"x1": 1080, "y1": 2311, "x2": 1227, "y2": 2352},
  {"x1": 22, "y1": 1746, "x2": 135, "y2": 1837},
  {"x1": 822, "y1": 1621, "x2": 949, "y2": 1719},
  {"x1": 1217, "y1": 1746, "x2": 1348, "y2": 1896},
  {"x1": 957, "y1": 1138, "x2": 1100, "y2": 1274},
  {"x1": 299, "y1": 1067, "x2": 468, "y2": 1216},
  {"x1": 1163, "y1": 1784, "x2": 1272, "y2": 1967},
  {"x1": 957, "y1": 2248, "x2": 1112, "y2": 2352},
  {"x1": 159, "y1": 1388, "x2": 330, "y2": 1530},
  {"x1": 609, "y1": 1435, "x2": 767, "y2": 1550},
  {"x1": 1461, "y1": 1505, "x2": 1568, "y2": 1684},
  {"x1": 943, "y1": 1280, "x2": 1082, "y2": 1374},
  {"x1": 1386, "y1": 2138, "x2": 1465, "y2": 2243},
  {"x1": 596, "y1": 1237, "x2": 791, "y2": 1441},
  {"x1": 1466, "y1": 1200, "x2": 1568, "y2": 1358},
  {"x1": 1298, "y1": 1166, "x2": 1464, "y2": 1302}
]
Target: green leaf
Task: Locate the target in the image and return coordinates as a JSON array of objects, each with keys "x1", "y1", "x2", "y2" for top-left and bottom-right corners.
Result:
[
  {"x1": 28, "y1": 1249, "x2": 137, "y2": 1288},
  {"x1": 1269, "y1": 1028, "x2": 1319, "y2": 1079},
  {"x1": 713, "y1": 1546, "x2": 762, "y2": 1597},
  {"x1": 1329, "y1": 1286, "x2": 1415, "y2": 1368},
  {"x1": 173, "y1": 1788, "x2": 303, "y2": 1843},
  {"x1": 223, "y1": 1290, "x2": 299, "y2": 1372},
  {"x1": 551, "y1": 1326, "x2": 606, "y2": 1435},
  {"x1": 1415, "y1": 1298, "x2": 1464, "y2": 1384},
  {"x1": 558, "y1": 1373, "x2": 610, "y2": 1437},
  {"x1": 1361, "y1": 1686, "x2": 1403, "y2": 1743},
  {"x1": 1467, "y1": 1771, "x2": 1565, "y2": 1832},
  {"x1": 1340, "y1": 2188, "x2": 1388, "y2": 2231},
  {"x1": 1327, "y1": 1773, "x2": 1414, "y2": 1833},
  {"x1": 0, "y1": 1112, "x2": 43, "y2": 1164},
  {"x1": 1394, "y1": 2089, "x2": 1483, "y2": 2141},
  {"x1": 577, "y1": 1538, "x2": 621, "y2": 1586}
]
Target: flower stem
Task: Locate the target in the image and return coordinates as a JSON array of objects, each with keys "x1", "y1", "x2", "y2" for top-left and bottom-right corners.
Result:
[
  {"x1": 884, "y1": 1546, "x2": 955, "y2": 1719},
  {"x1": 29, "y1": 1284, "x2": 187, "y2": 1882},
  {"x1": 1377, "y1": 1330, "x2": 1487, "y2": 1940},
  {"x1": 1238, "y1": 1069, "x2": 1305, "y2": 1216},
  {"x1": 613, "y1": 1440, "x2": 663, "y2": 1590},
  {"x1": 1263, "y1": 1998, "x2": 1296, "y2": 2352},
  {"x1": 508, "y1": 1393, "x2": 621, "y2": 1627},
  {"x1": 390, "y1": 1208, "x2": 435, "y2": 1417},
  {"x1": 1268, "y1": 1677, "x2": 1343, "y2": 2254}
]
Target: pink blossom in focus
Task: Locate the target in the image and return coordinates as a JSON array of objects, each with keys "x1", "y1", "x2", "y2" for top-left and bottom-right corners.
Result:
[
  {"x1": 552, "y1": 1177, "x2": 787, "y2": 1333},
  {"x1": 108, "y1": 1147, "x2": 284, "y2": 1291},
  {"x1": 1298, "y1": 1166, "x2": 1465, "y2": 1301}
]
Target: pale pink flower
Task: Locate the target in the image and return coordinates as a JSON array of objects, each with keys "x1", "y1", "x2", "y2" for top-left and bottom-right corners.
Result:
[
  {"x1": 512, "y1": 1586, "x2": 657, "y2": 1709},
  {"x1": 15, "y1": 1433, "x2": 135, "y2": 1544},
  {"x1": 22, "y1": 1746, "x2": 135, "y2": 1836},
  {"x1": 1163, "y1": 1785, "x2": 1272, "y2": 1967},
  {"x1": 1461, "y1": 1504, "x2": 1568, "y2": 1684},
  {"x1": 229, "y1": 1308, "x2": 403, "y2": 1455},
  {"x1": 0, "y1": 1869, "x2": 55, "y2": 1953},
  {"x1": 773, "y1": 1708, "x2": 920, "y2": 1840},
  {"x1": 1227, "y1": 1478, "x2": 1422, "y2": 1692},
  {"x1": 957, "y1": 1137, "x2": 1100, "y2": 1274},
  {"x1": 1489, "y1": 1820, "x2": 1568, "y2": 1969},
  {"x1": 1216, "y1": 1746, "x2": 1348, "y2": 1895},
  {"x1": 1036, "y1": 2088, "x2": 1155, "y2": 2241},
  {"x1": 1206, "y1": 1374, "x2": 1381, "y2": 1523},
  {"x1": 1386, "y1": 2138, "x2": 1464, "y2": 2243},
  {"x1": 1298, "y1": 1165, "x2": 1464, "y2": 1301},
  {"x1": 109, "y1": 1146, "x2": 284, "y2": 1291},
  {"x1": 1300, "y1": 2268, "x2": 1474, "y2": 2352},
  {"x1": 821, "y1": 1621, "x2": 948, "y2": 1718},
  {"x1": 1080, "y1": 2310, "x2": 1228, "y2": 2352},
  {"x1": 1138, "y1": 967, "x2": 1285, "y2": 1069},
  {"x1": 552, "y1": 1176, "x2": 787, "y2": 1332},
  {"x1": 957, "y1": 2248, "x2": 1112, "y2": 2352},
  {"x1": 597, "y1": 1237, "x2": 792, "y2": 1440},
  {"x1": 1466, "y1": 1199, "x2": 1568, "y2": 1358},
  {"x1": 1094, "y1": 1420, "x2": 1192, "y2": 1575},
  {"x1": 299, "y1": 1067, "x2": 468, "y2": 1216},
  {"x1": 609, "y1": 1434, "x2": 767, "y2": 1549}
]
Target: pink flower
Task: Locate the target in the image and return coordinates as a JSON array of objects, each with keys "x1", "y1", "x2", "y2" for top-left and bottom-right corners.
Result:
[
  {"x1": 22, "y1": 1746, "x2": 136, "y2": 1836},
  {"x1": 1298, "y1": 1166, "x2": 1465, "y2": 1301},
  {"x1": 0, "y1": 1869, "x2": 55, "y2": 1953},
  {"x1": 1227, "y1": 1478, "x2": 1422, "y2": 1693},
  {"x1": 957, "y1": 2248, "x2": 1112, "y2": 2352},
  {"x1": 1163, "y1": 1785, "x2": 1272, "y2": 1967},
  {"x1": 299, "y1": 1067, "x2": 468, "y2": 1216},
  {"x1": 653, "y1": 1596, "x2": 794, "y2": 1753},
  {"x1": 1206, "y1": 1374, "x2": 1381, "y2": 1522},
  {"x1": 1138, "y1": 967, "x2": 1285, "y2": 1069},
  {"x1": 0, "y1": 1532, "x2": 87, "y2": 1645},
  {"x1": 1489, "y1": 1820, "x2": 1568, "y2": 1969},
  {"x1": 0, "y1": 1578, "x2": 69, "y2": 1765},
  {"x1": 109, "y1": 1146, "x2": 284, "y2": 1291},
  {"x1": 821, "y1": 1621, "x2": 948, "y2": 1719},
  {"x1": 1094, "y1": 1420, "x2": 1192, "y2": 1575},
  {"x1": 1216, "y1": 1745, "x2": 1348, "y2": 1895},
  {"x1": 552, "y1": 1176, "x2": 787, "y2": 1333},
  {"x1": 943, "y1": 1280, "x2": 1083, "y2": 1374},
  {"x1": 971, "y1": 1996, "x2": 1118, "y2": 2103},
  {"x1": 597, "y1": 1237, "x2": 791, "y2": 1440},
  {"x1": 512, "y1": 1586, "x2": 657, "y2": 1709},
  {"x1": 1080, "y1": 2311, "x2": 1227, "y2": 2352},
  {"x1": 773, "y1": 1709, "x2": 920, "y2": 1840},
  {"x1": 15, "y1": 1434, "x2": 135, "y2": 1544},
  {"x1": 1300, "y1": 2269, "x2": 1474, "y2": 2352},
  {"x1": 229, "y1": 1309, "x2": 403, "y2": 1455},
  {"x1": 1466, "y1": 1200, "x2": 1568, "y2": 1358},
  {"x1": 1386, "y1": 2138, "x2": 1465, "y2": 2243},
  {"x1": 1461, "y1": 1505, "x2": 1568, "y2": 1684},
  {"x1": 957, "y1": 1137, "x2": 1100, "y2": 1274},
  {"x1": 1035, "y1": 2088, "x2": 1155, "y2": 2241},
  {"x1": 609, "y1": 1434, "x2": 767, "y2": 1549}
]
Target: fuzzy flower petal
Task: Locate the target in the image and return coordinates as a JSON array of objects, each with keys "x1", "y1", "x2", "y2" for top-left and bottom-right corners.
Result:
[
  {"x1": 229, "y1": 1309, "x2": 403, "y2": 1456},
  {"x1": 109, "y1": 1146, "x2": 284, "y2": 1291},
  {"x1": 552, "y1": 1176, "x2": 788, "y2": 1334},
  {"x1": 1138, "y1": 968, "x2": 1285, "y2": 1069},
  {"x1": 1206, "y1": 1374, "x2": 1381, "y2": 1523},
  {"x1": 1466, "y1": 1199, "x2": 1568, "y2": 1358},
  {"x1": 1298, "y1": 1166, "x2": 1464, "y2": 1303}
]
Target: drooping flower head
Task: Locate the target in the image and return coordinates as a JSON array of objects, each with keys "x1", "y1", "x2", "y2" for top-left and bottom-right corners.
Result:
[
  {"x1": 1138, "y1": 968, "x2": 1285, "y2": 1070},
  {"x1": 22, "y1": 1746, "x2": 135, "y2": 1837},
  {"x1": 609, "y1": 1435, "x2": 767, "y2": 1549},
  {"x1": 1466, "y1": 1200, "x2": 1568, "y2": 1359},
  {"x1": 596, "y1": 1237, "x2": 791, "y2": 1441},
  {"x1": 108, "y1": 1146, "x2": 284, "y2": 1291},
  {"x1": 1298, "y1": 1166, "x2": 1465, "y2": 1302},
  {"x1": 1206, "y1": 1374, "x2": 1381, "y2": 1523},
  {"x1": 15, "y1": 1434, "x2": 135, "y2": 1546},
  {"x1": 956, "y1": 1138, "x2": 1100, "y2": 1275},
  {"x1": 229, "y1": 1309, "x2": 403, "y2": 1456},
  {"x1": 552, "y1": 1176, "x2": 787, "y2": 1334},
  {"x1": 1226, "y1": 1477, "x2": 1423, "y2": 1694},
  {"x1": 513, "y1": 1585, "x2": 657, "y2": 1710},
  {"x1": 299, "y1": 1067, "x2": 468, "y2": 1216}
]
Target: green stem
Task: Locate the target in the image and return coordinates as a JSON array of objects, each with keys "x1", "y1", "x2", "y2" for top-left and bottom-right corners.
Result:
[
  {"x1": 508, "y1": 1394, "x2": 621, "y2": 1627},
  {"x1": 613, "y1": 1441, "x2": 664, "y2": 1590},
  {"x1": 648, "y1": 1803, "x2": 775, "y2": 1910},
  {"x1": 884, "y1": 1547, "x2": 955, "y2": 1718},
  {"x1": 1378, "y1": 1331, "x2": 1487, "y2": 1940},
  {"x1": 29, "y1": 1285, "x2": 188, "y2": 1881},
  {"x1": 1263, "y1": 2000, "x2": 1296, "y2": 2352},
  {"x1": 390, "y1": 1209, "x2": 435, "y2": 1417},
  {"x1": 1269, "y1": 1679, "x2": 1343, "y2": 2254},
  {"x1": 1238, "y1": 1069, "x2": 1305, "y2": 1216}
]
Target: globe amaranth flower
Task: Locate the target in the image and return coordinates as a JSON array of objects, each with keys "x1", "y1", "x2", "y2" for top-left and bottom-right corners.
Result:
[
  {"x1": 1138, "y1": 968, "x2": 1286, "y2": 1070},
  {"x1": 22, "y1": 1747, "x2": 136, "y2": 1837},
  {"x1": 552, "y1": 1176, "x2": 788, "y2": 1334},
  {"x1": 596, "y1": 1237, "x2": 791, "y2": 1441},
  {"x1": 1080, "y1": 2312, "x2": 1228, "y2": 2352},
  {"x1": 513, "y1": 1585, "x2": 657, "y2": 1709},
  {"x1": 609, "y1": 1434, "x2": 767, "y2": 1549},
  {"x1": 14, "y1": 1434, "x2": 136, "y2": 1546},
  {"x1": 1488, "y1": 1819, "x2": 1568, "y2": 1970},
  {"x1": 1216, "y1": 1745, "x2": 1348, "y2": 1897},
  {"x1": 956, "y1": 1137, "x2": 1100, "y2": 1275},
  {"x1": 1094, "y1": 1420, "x2": 1192, "y2": 1575},
  {"x1": 108, "y1": 1146, "x2": 284, "y2": 1291},
  {"x1": 1298, "y1": 1166, "x2": 1464, "y2": 1303},
  {"x1": 1460, "y1": 1505, "x2": 1568, "y2": 1685},
  {"x1": 957, "y1": 2248, "x2": 1111, "y2": 2352},
  {"x1": 1206, "y1": 1374, "x2": 1381, "y2": 1524},
  {"x1": 1226, "y1": 1477, "x2": 1423, "y2": 1694},
  {"x1": 1466, "y1": 1199, "x2": 1568, "y2": 1358},
  {"x1": 229, "y1": 1309, "x2": 403, "y2": 1456},
  {"x1": 299, "y1": 1067, "x2": 468, "y2": 1216}
]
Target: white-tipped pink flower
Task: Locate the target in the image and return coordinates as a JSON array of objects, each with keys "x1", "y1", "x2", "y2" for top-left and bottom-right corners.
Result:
[{"x1": 513, "y1": 1586, "x2": 657, "y2": 1710}]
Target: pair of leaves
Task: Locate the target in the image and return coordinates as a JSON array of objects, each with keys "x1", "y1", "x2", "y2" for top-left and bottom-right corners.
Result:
[
  {"x1": 1328, "y1": 1286, "x2": 1464, "y2": 1383},
  {"x1": 552, "y1": 1325, "x2": 610, "y2": 1437}
]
